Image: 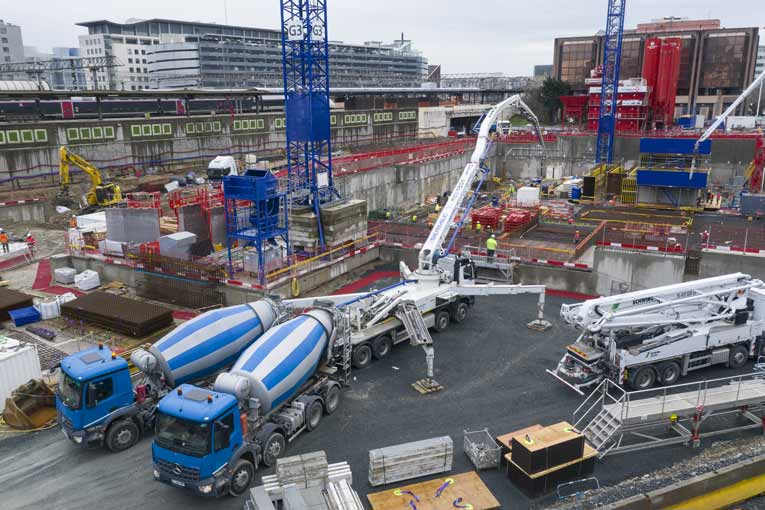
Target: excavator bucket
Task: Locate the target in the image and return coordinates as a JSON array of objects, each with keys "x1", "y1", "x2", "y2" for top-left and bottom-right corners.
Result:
[{"x1": 2, "y1": 379, "x2": 56, "y2": 430}]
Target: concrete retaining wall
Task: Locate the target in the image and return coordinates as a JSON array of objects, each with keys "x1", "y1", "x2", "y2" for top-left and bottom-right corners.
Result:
[
  {"x1": 0, "y1": 201, "x2": 47, "y2": 224},
  {"x1": 594, "y1": 248, "x2": 686, "y2": 296},
  {"x1": 699, "y1": 250, "x2": 765, "y2": 279},
  {"x1": 337, "y1": 152, "x2": 471, "y2": 212}
]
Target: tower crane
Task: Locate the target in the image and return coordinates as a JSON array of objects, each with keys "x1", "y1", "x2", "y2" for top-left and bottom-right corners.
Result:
[{"x1": 595, "y1": 0, "x2": 627, "y2": 164}]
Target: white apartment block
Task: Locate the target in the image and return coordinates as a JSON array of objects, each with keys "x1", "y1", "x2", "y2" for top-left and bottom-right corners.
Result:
[{"x1": 78, "y1": 33, "x2": 158, "y2": 90}]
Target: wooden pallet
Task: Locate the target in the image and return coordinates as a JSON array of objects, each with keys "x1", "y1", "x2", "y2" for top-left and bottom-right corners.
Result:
[
  {"x1": 367, "y1": 471, "x2": 500, "y2": 510},
  {"x1": 412, "y1": 378, "x2": 444, "y2": 394}
]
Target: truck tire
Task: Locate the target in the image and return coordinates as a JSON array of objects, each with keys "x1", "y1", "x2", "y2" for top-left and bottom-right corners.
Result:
[
  {"x1": 433, "y1": 310, "x2": 450, "y2": 332},
  {"x1": 324, "y1": 384, "x2": 341, "y2": 415},
  {"x1": 352, "y1": 344, "x2": 372, "y2": 369},
  {"x1": 306, "y1": 400, "x2": 323, "y2": 431},
  {"x1": 658, "y1": 361, "x2": 681, "y2": 386},
  {"x1": 628, "y1": 366, "x2": 656, "y2": 390},
  {"x1": 262, "y1": 431, "x2": 286, "y2": 467},
  {"x1": 105, "y1": 419, "x2": 140, "y2": 453},
  {"x1": 451, "y1": 302, "x2": 469, "y2": 323},
  {"x1": 729, "y1": 345, "x2": 748, "y2": 369},
  {"x1": 372, "y1": 335, "x2": 393, "y2": 359},
  {"x1": 228, "y1": 458, "x2": 254, "y2": 497}
]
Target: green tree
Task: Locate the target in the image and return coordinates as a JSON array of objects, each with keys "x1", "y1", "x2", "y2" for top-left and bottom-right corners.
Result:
[{"x1": 524, "y1": 78, "x2": 573, "y2": 124}]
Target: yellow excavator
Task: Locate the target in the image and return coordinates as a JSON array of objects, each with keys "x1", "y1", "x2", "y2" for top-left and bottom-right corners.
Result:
[{"x1": 57, "y1": 146, "x2": 122, "y2": 209}]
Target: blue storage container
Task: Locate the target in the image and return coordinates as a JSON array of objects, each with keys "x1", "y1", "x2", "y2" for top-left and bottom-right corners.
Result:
[
  {"x1": 570, "y1": 187, "x2": 582, "y2": 200},
  {"x1": 9, "y1": 306, "x2": 42, "y2": 326}
]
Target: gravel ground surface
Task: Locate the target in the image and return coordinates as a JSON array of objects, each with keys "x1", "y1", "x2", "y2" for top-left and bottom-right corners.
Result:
[{"x1": 0, "y1": 290, "x2": 760, "y2": 510}]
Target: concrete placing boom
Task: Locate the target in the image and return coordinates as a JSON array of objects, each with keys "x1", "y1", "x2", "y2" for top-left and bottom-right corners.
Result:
[
  {"x1": 418, "y1": 94, "x2": 544, "y2": 273},
  {"x1": 548, "y1": 273, "x2": 765, "y2": 394}
]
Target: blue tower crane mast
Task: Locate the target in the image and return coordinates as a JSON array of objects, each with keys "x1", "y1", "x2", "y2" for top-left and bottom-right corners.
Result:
[
  {"x1": 595, "y1": 0, "x2": 626, "y2": 164},
  {"x1": 280, "y1": 0, "x2": 340, "y2": 249}
]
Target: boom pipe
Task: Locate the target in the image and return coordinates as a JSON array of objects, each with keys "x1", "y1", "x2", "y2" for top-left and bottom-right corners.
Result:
[{"x1": 417, "y1": 95, "x2": 544, "y2": 273}]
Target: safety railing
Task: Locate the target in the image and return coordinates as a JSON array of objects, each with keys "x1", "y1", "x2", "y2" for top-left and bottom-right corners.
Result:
[
  {"x1": 622, "y1": 372, "x2": 765, "y2": 422},
  {"x1": 264, "y1": 233, "x2": 381, "y2": 287},
  {"x1": 573, "y1": 378, "x2": 626, "y2": 431}
]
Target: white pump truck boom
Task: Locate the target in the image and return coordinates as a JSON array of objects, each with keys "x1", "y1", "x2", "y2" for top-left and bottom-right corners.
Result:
[
  {"x1": 548, "y1": 274, "x2": 765, "y2": 394},
  {"x1": 151, "y1": 96, "x2": 554, "y2": 497}
]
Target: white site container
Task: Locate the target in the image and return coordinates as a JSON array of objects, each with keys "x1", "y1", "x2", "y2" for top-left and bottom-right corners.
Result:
[
  {"x1": 0, "y1": 337, "x2": 42, "y2": 412},
  {"x1": 517, "y1": 186, "x2": 541, "y2": 207}
]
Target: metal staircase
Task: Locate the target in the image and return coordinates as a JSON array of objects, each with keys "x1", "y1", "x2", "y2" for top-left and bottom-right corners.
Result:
[
  {"x1": 573, "y1": 373, "x2": 765, "y2": 458},
  {"x1": 573, "y1": 378, "x2": 626, "y2": 458}
]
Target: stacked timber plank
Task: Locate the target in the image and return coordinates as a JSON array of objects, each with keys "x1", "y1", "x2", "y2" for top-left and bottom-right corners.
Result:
[
  {"x1": 0, "y1": 288, "x2": 34, "y2": 322},
  {"x1": 368, "y1": 436, "x2": 453, "y2": 487},
  {"x1": 276, "y1": 451, "x2": 329, "y2": 489},
  {"x1": 61, "y1": 291, "x2": 173, "y2": 337},
  {"x1": 251, "y1": 451, "x2": 362, "y2": 510},
  {"x1": 505, "y1": 421, "x2": 596, "y2": 497}
]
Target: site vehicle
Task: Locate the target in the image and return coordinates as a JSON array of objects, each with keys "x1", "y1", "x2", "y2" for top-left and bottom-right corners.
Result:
[
  {"x1": 207, "y1": 156, "x2": 240, "y2": 181},
  {"x1": 152, "y1": 308, "x2": 347, "y2": 496},
  {"x1": 57, "y1": 145, "x2": 122, "y2": 209},
  {"x1": 153, "y1": 95, "x2": 554, "y2": 497},
  {"x1": 548, "y1": 274, "x2": 765, "y2": 394},
  {"x1": 55, "y1": 300, "x2": 277, "y2": 451}
]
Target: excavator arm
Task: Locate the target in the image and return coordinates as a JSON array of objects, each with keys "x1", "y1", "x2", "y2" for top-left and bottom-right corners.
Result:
[{"x1": 58, "y1": 146, "x2": 120, "y2": 208}]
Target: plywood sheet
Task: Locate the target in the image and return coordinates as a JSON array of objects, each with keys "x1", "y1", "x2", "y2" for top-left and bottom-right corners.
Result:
[{"x1": 367, "y1": 471, "x2": 500, "y2": 510}]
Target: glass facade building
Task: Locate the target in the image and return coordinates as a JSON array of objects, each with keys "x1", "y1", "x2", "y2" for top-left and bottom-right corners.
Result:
[
  {"x1": 553, "y1": 19, "x2": 759, "y2": 118},
  {"x1": 77, "y1": 19, "x2": 427, "y2": 90}
]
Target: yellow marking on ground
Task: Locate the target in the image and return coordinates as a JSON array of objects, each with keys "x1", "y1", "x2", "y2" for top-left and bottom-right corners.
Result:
[{"x1": 665, "y1": 474, "x2": 765, "y2": 510}]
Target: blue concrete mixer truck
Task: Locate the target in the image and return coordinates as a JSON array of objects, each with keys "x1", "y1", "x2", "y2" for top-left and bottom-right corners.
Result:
[
  {"x1": 55, "y1": 300, "x2": 277, "y2": 452},
  {"x1": 152, "y1": 307, "x2": 348, "y2": 497}
]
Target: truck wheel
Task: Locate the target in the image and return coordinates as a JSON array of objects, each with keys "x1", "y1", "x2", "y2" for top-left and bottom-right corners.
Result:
[
  {"x1": 372, "y1": 335, "x2": 392, "y2": 359},
  {"x1": 262, "y1": 431, "x2": 286, "y2": 467},
  {"x1": 658, "y1": 361, "x2": 681, "y2": 386},
  {"x1": 352, "y1": 344, "x2": 372, "y2": 369},
  {"x1": 306, "y1": 400, "x2": 323, "y2": 431},
  {"x1": 628, "y1": 366, "x2": 656, "y2": 390},
  {"x1": 451, "y1": 302, "x2": 469, "y2": 323},
  {"x1": 729, "y1": 345, "x2": 749, "y2": 369},
  {"x1": 229, "y1": 458, "x2": 254, "y2": 497},
  {"x1": 433, "y1": 310, "x2": 450, "y2": 332},
  {"x1": 324, "y1": 384, "x2": 341, "y2": 415},
  {"x1": 105, "y1": 420, "x2": 140, "y2": 453}
]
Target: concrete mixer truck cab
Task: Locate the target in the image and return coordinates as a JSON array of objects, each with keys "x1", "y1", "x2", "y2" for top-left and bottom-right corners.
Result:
[
  {"x1": 152, "y1": 309, "x2": 347, "y2": 497},
  {"x1": 56, "y1": 300, "x2": 278, "y2": 452},
  {"x1": 56, "y1": 345, "x2": 136, "y2": 450}
]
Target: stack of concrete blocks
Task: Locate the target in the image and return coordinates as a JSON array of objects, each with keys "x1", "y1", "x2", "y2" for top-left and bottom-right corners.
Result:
[
  {"x1": 290, "y1": 199, "x2": 368, "y2": 250},
  {"x1": 253, "y1": 451, "x2": 362, "y2": 510},
  {"x1": 368, "y1": 436, "x2": 454, "y2": 486},
  {"x1": 159, "y1": 232, "x2": 197, "y2": 261},
  {"x1": 105, "y1": 208, "x2": 160, "y2": 245}
]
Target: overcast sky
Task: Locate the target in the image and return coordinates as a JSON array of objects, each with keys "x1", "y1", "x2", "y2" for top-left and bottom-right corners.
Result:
[{"x1": 9, "y1": 0, "x2": 764, "y2": 75}]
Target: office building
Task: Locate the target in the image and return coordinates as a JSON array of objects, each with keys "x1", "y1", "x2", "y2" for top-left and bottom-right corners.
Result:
[
  {"x1": 77, "y1": 18, "x2": 427, "y2": 90},
  {"x1": 756, "y1": 45, "x2": 764, "y2": 76},
  {"x1": 552, "y1": 18, "x2": 760, "y2": 118},
  {"x1": 0, "y1": 20, "x2": 25, "y2": 80},
  {"x1": 534, "y1": 64, "x2": 553, "y2": 80}
]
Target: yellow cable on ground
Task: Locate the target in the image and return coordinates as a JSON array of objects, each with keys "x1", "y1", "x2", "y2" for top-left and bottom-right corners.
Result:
[{"x1": 666, "y1": 474, "x2": 765, "y2": 510}]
